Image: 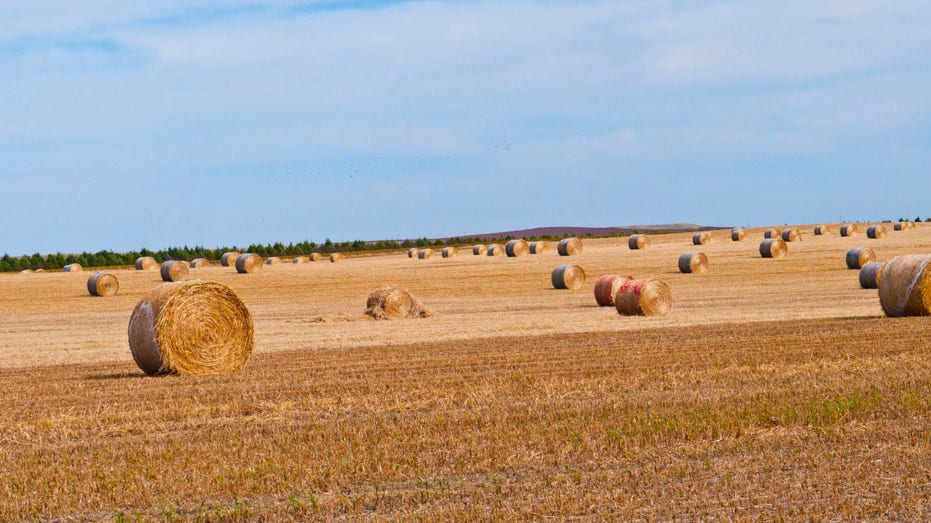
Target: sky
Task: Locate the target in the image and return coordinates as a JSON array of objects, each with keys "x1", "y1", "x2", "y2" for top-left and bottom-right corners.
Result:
[{"x1": 2, "y1": 0, "x2": 930, "y2": 255}]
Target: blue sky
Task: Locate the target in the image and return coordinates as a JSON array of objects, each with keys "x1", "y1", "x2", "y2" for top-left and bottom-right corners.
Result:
[{"x1": 2, "y1": 0, "x2": 930, "y2": 255}]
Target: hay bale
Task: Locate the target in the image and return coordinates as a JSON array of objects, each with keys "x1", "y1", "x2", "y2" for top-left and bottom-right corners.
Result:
[
  {"x1": 220, "y1": 252, "x2": 241, "y2": 267},
  {"x1": 557, "y1": 237, "x2": 583, "y2": 256},
  {"x1": 265, "y1": 256, "x2": 281, "y2": 265},
  {"x1": 63, "y1": 263, "x2": 83, "y2": 273},
  {"x1": 135, "y1": 256, "x2": 158, "y2": 271},
  {"x1": 867, "y1": 225, "x2": 887, "y2": 239},
  {"x1": 551, "y1": 264, "x2": 585, "y2": 290},
  {"x1": 473, "y1": 245, "x2": 488, "y2": 255},
  {"x1": 814, "y1": 224, "x2": 831, "y2": 235},
  {"x1": 330, "y1": 253, "x2": 344, "y2": 263},
  {"x1": 35, "y1": 269, "x2": 45, "y2": 273},
  {"x1": 235, "y1": 253, "x2": 263, "y2": 274},
  {"x1": 678, "y1": 252, "x2": 709, "y2": 274},
  {"x1": 731, "y1": 229, "x2": 746, "y2": 241},
  {"x1": 628, "y1": 234, "x2": 650, "y2": 250},
  {"x1": 309, "y1": 253, "x2": 324, "y2": 262},
  {"x1": 506, "y1": 239, "x2": 529, "y2": 257},
  {"x1": 441, "y1": 247, "x2": 457, "y2": 258},
  {"x1": 692, "y1": 232, "x2": 711, "y2": 245},
  {"x1": 845, "y1": 247, "x2": 875, "y2": 269},
  {"x1": 879, "y1": 254, "x2": 931, "y2": 316},
  {"x1": 161, "y1": 260, "x2": 190, "y2": 282},
  {"x1": 759, "y1": 239, "x2": 788, "y2": 259},
  {"x1": 615, "y1": 279, "x2": 672, "y2": 316},
  {"x1": 127, "y1": 280, "x2": 253, "y2": 375},
  {"x1": 763, "y1": 228, "x2": 782, "y2": 239},
  {"x1": 408, "y1": 248, "x2": 419, "y2": 258},
  {"x1": 189, "y1": 258, "x2": 209, "y2": 269},
  {"x1": 840, "y1": 224, "x2": 858, "y2": 237},
  {"x1": 859, "y1": 261, "x2": 886, "y2": 289},
  {"x1": 87, "y1": 272, "x2": 119, "y2": 297},
  {"x1": 364, "y1": 286, "x2": 431, "y2": 320},
  {"x1": 529, "y1": 241, "x2": 548, "y2": 254},
  {"x1": 417, "y1": 249, "x2": 434, "y2": 259},
  {"x1": 593, "y1": 274, "x2": 631, "y2": 306},
  {"x1": 292, "y1": 256, "x2": 309, "y2": 264},
  {"x1": 487, "y1": 244, "x2": 505, "y2": 256},
  {"x1": 781, "y1": 228, "x2": 802, "y2": 242},
  {"x1": 20, "y1": 269, "x2": 34, "y2": 274}
]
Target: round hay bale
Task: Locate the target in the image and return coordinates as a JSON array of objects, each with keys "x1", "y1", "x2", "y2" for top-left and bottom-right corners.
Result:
[
  {"x1": 127, "y1": 280, "x2": 254, "y2": 375},
  {"x1": 781, "y1": 228, "x2": 802, "y2": 242},
  {"x1": 309, "y1": 253, "x2": 324, "y2": 262},
  {"x1": 759, "y1": 239, "x2": 788, "y2": 259},
  {"x1": 473, "y1": 245, "x2": 488, "y2": 256},
  {"x1": 894, "y1": 223, "x2": 905, "y2": 232},
  {"x1": 692, "y1": 232, "x2": 712, "y2": 245},
  {"x1": 292, "y1": 256, "x2": 309, "y2": 264},
  {"x1": 529, "y1": 241, "x2": 548, "y2": 254},
  {"x1": 593, "y1": 274, "x2": 631, "y2": 306},
  {"x1": 551, "y1": 264, "x2": 585, "y2": 290},
  {"x1": 678, "y1": 252, "x2": 709, "y2": 274},
  {"x1": 329, "y1": 253, "x2": 344, "y2": 263},
  {"x1": 189, "y1": 258, "x2": 209, "y2": 269},
  {"x1": 878, "y1": 254, "x2": 931, "y2": 317},
  {"x1": 628, "y1": 234, "x2": 650, "y2": 250},
  {"x1": 505, "y1": 239, "x2": 529, "y2": 257},
  {"x1": 731, "y1": 229, "x2": 746, "y2": 241},
  {"x1": 487, "y1": 244, "x2": 505, "y2": 257},
  {"x1": 265, "y1": 256, "x2": 281, "y2": 265},
  {"x1": 814, "y1": 224, "x2": 831, "y2": 236},
  {"x1": 135, "y1": 256, "x2": 158, "y2": 271},
  {"x1": 867, "y1": 225, "x2": 887, "y2": 239},
  {"x1": 859, "y1": 261, "x2": 886, "y2": 289},
  {"x1": 364, "y1": 286, "x2": 431, "y2": 320},
  {"x1": 615, "y1": 279, "x2": 672, "y2": 317},
  {"x1": 557, "y1": 237, "x2": 583, "y2": 256},
  {"x1": 20, "y1": 269, "x2": 34, "y2": 274},
  {"x1": 161, "y1": 260, "x2": 190, "y2": 282},
  {"x1": 235, "y1": 253, "x2": 263, "y2": 274},
  {"x1": 63, "y1": 263, "x2": 83, "y2": 273},
  {"x1": 840, "y1": 224, "x2": 858, "y2": 237},
  {"x1": 763, "y1": 228, "x2": 782, "y2": 239},
  {"x1": 417, "y1": 249, "x2": 434, "y2": 260},
  {"x1": 845, "y1": 247, "x2": 875, "y2": 269},
  {"x1": 87, "y1": 271, "x2": 119, "y2": 297},
  {"x1": 35, "y1": 268, "x2": 45, "y2": 273},
  {"x1": 220, "y1": 252, "x2": 241, "y2": 267},
  {"x1": 408, "y1": 248, "x2": 418, "y2": 258},
  {"x1": 441, "y1": 247, "x2": 457, "y2": 258}
]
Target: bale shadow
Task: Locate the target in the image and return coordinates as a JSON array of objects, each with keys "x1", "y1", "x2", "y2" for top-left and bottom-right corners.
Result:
[{"x1": 85, "y1": 371, "x2": 146, "y2": 380}]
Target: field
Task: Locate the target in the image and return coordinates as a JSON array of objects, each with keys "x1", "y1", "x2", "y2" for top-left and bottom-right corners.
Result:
[{"x1": 1, "y1": 224, "x2": 930, "y2": 521}]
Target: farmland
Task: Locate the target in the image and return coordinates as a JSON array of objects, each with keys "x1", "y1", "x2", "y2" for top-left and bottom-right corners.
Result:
[{"x1": 1, "y1": 224, "x2": 930, "y2": 520}]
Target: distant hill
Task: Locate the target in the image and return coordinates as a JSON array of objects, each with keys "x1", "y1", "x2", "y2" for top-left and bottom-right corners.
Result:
[{"x1": 441, "y1": 224, "x2": 729, "y2": 242}]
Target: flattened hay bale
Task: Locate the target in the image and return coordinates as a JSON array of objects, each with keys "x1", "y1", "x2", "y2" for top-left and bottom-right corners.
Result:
[
  {"x1": 329, "y1": 253, "x2": 344, "y2": 263},
  {"x1": 731, "y1": 229, "x2": 746, "y2": 241},
  {"x1": 840, "y1": 224, "x2": 858, "y2": 237},
  {"x1": 292, "y1": 256, "x2": 309, "y2": 264},
  {"x1": 551, "y1": 264, "x2": 585, "y2": 290},
  {"x1": 235, "y1": 253, "x2": 263, "y2": 274},
  {"x1": 309, "y1": 253, "x2": 324, "y2": 262},
  {"x1": 594, "y1": 274, "x2": 631, "y2": 306},
  {"x1": 87, "y1": 271, "x2": 119, "y2": 297},
  {"x1": 529, "y1": 241, "x2": 548, "y2": 254},
  {"x1": 859, "y1": 261, "x2": 886, "y2": 289},
  {"x1": 473, "y1": 245, "x2": 488, "y2": 256},
  {"x1": 692, "y1": 232, "x2": 712, "y2": 245},
  {"x1": 265, "y1": 257, "x2": 281, "y2": 265},
  {"x1": 628, "y1": 234, "x2": 650, "y2": 250},
  {"x1": 128, "y1": 280, "x2": 254, "y2": 375},
  {"x1": 505, "y1": 239, "x2": 529, "y2": 257},
  {"x1": 879, "y1": 254, "x2": 931, "y2": 316},
  {"x1": 846, "y1": 247, "x2": 875, "y2": 270},
  {"x1": 867, "y1": 225, "x2": 887, "y2": 239},
  {"x1": 678, "y1": 252, "x2": 709, "y2": 274},
  {"x1": 135, "y1": 256, "x2": 158, "y2": 271},
  {"x1": 364, "y1": 286, "x2": 431, "y2": 320},
  {"x1": 63, "y1": 263, "x2": 83, "y2": 272},
  {"x1": 161, "y1": 260, "x2": 190, "y2": 282},
  {"x1": 814, "y1": 224, "x2": 831, "y2": 236},
  {"x1": 760, "y1": 239, "x2": 787, "y2": 259},
  {"x1": 220, "y1": 252, "x2": 241, "y2": 267},
  {"x1": 417, "y1": 249, "x2": 434, "y2": 260},
  {"x1": 487, "y1": 244, "x2": 505, "y2": 257},
  {"x1": 781, "y1": 228, "x2": 802, "y2": 242},
  {"x1": 408, "y1": 248, "x2": 419, "y2": 258},
  {"x1": 441, "y1": 247, "x2": 457, "y2": 258},
  {"x1": 763, "y1": 228, "x2": 782, "y2": 239},
  {"x1": 190, "y1": 258, "x2": 209, "y2": 269},
  {"x1": 558, "y1": 237, "x2": 583, "y2": 256},
  {"x1": 615, "y1": 279, "x2": 672, "y2": 317}
]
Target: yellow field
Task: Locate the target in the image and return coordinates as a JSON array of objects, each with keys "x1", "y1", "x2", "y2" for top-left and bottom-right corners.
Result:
[{"x1": 1, "y1": 224, "x2": 930, "y2": 520}]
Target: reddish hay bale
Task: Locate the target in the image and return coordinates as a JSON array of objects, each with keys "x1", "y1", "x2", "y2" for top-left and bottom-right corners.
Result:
[
  {"x1": 265, "y1": 256, "x2": 282, "y2": 265},
  {"x1": 309, "y1": 253, "x2": 324, "y2": 262},
  {"x1": 594, "y1": 274, "x2": 631, "y2": 306},
  {"x1": 506, "y1": 239, "x2": 529, "y2": 257},
  {"x1": 781, "y1": 228, "x2": 802, "y2": 242},
  {"x1": 87, "y1": 272, "x2": 119, "y2": 297},
  {"x1": 220, "y1": 252, "x2": 241, "y2": 267},
  {"x1": 487, "y1": 244, "x2": 505, "y2": 257},
  {"x1": 731, "y1": 229, "x2": 746, "y2": 241},
  {"x1": 615, "y1": 279, "x2": 672, "y2": 316},
  {"x1": 551, "y1": 264, "x2": 585, "y2": 290},
  {"x1": 417, "y1": 249, "x2": 434, "y2": 259},
  {"x1": 846, "y1": 247, "x2": 875, "y2": 269},
  {"x1": 814, "y1": 224, "x2": 831, "y2": 235},
  {"x1": 859, "y1": 261, "x2": 886, "y2": 289},
  {"x1": 292, "y1": 256, "x2": 309, "y2": 264},
  {"x1": 760, "y1": 239, "x2": 787, "y2": 258},
  {"x1": 329, "y1": 253, "x2": 344, "y2": 263},
  {"x1": 135, "y1": 256, "x2": 158, "y2": 271},
  {"x1": 763, "y1": 228, "x2": 782, "y2": 239},
  {"x1": 235, "y1": 253, "x2": 263, "y2": 274},
  {"x1": 678, "y1": 252, "x2": 709, "y2": 274},
  {"x1": 628, "y1": 234, "x2": 650, "y2": 250},
  {"x1": 879, "y1": 255, "x2": 931, "y2": 316},
  {"x1": 364, "y1": 286, "x2": 431, "y2": 320},
  {"x1": 128, "y1": 280, "x2": 253, "y2": 375},
  {"x1": 189, "y1": 258, "x2": 209, "y2": 269},
  {"x1": 557, "y1": 237, "x2": 583, "y2": 256},
  {"x1": 441, "y1": 247, "x2": 457, "y2": 258},
  {"x1": 408, "y1": 248, "x2": 418, "y2": 258},
  {"x1": 867, "y1": 225, "x2": 887, "y2": 239},
  {"x1": 473, "y1": 245, "x2": 488, "y2": 255},
  {"x1": 840, "y1": 224, "x2": 858, "y2": 237},
  {"x1": 63, "y1": 263, "x2": 83, "y2": 273},
  {"x1": 161, "y1": 260, "x2": 190, "y2": 282},
  {"x1": 529, "y1": 242, "x2": 548, "y2": 254},
  {"x1": 692, "y1": 232, "x2": 712, "y2": 245}
]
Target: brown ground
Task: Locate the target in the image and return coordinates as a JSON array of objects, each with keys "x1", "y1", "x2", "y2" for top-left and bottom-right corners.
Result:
[{"x1": 1, "y1": 224, "x2": 930, "y2": 521}]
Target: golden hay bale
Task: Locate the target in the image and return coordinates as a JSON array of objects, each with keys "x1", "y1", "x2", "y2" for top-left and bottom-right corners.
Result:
[
  {"x1": 35, "y1": 268, "x2": 46, "y2": 273},
  {"x1": 135, "y1": 256, "x2": 158, "y2": 271},
  {"x1": 220, "y1": 252, "x2": 240, "y2": 267},
  {"x1": 235, "y1": 253, "x2": 263, "y2": 274},
  {"x1": 692, "y1": 232, "x2": 712, "y2": 245},
  {"x1": 628, "y1": 234, "x2": 650, "y2": 250},
  {"x1": 529, "y1": 241, "x2": 548, "y2": 254},
  {"x1": 879, "y1": 254, "x2": 931, "y2": 316},
  {"x1": 364, "y1": 286, "x2": 431, "y2": 320},
  {"x1": 557, "y1": 237, "x2": 583, "y2": 256},
  {"x1": 846, "y1": 247, "x2": 875, "y2": 269},
  {"x1": 763, "y1": 228, "x2": 782, "y2": 239},
  {"x1": 731, "y1": 228, "x2": 746, "y2": 241},
  {"x1": 309, "y1": 253, "x2": 324, "y2": 262},
  {"x1": 63, "y1": 263, "x2": 83, "y2": 272},
  {"x1": 840, "y1": 224, "x2": 858, "y2": 237},
  {"x1": 781, "y1": 228, "x2": 802, "y2": 242},
  {"x1": 859, "y1": 261, "x2": 886, "y2": 289},
  {"x1": 292, "y1": 256, "x2": 309, "y2": 264},
  {"x1": 441, "y1": 247, "x2": 457, "y2": 258},
  {"x1": 408, "y1": 248, "x2": 419, "y2": 258},
  {"x1": 615, "y1": 279, "x2": 672, "y2": 316},
  {"x1": 487, "y1": 244, "x2": 505, "y2": 256},
  {"x1": 759, "y1": 239, "x2": 788, "y2": 259},
  {"x1": 594, "y1": 274, "x2": 631, "y2": 306},
  {"x1": 189, "y1": 258, "x2": 209, "y2": 269},
  {"x1": 87, "y1": 271, "x2": 119, "y2": 297},
  {"x1": 894, "y1": 223, "x2": 905, "y2": 231},
  {"x1": 265, "y1": 256, "x2": 282, "y2": 265},
  {"x1": 867, "y1": 225, "x2": 887, "y2": 239},
  {"x1": 418, "y1": 249, "x2": 434, "y2": 259},
  {"x1": 551, "y1": 264, "x2": 585, "y2": 290},
  {"x1": 473, "y1": 244, "x2": 488, "y2": 255},
  {"x1": 20, "y1": 269, "x2": 34, "y2": 274},
  {"x1": 127, "y1": 280, "x2": 254, "y2": 375},
  {"x1": 161, "y1": 260, "x2": 190, "y2": 282},
  {"x1": 505, "y1": 239, "x2": 529, "y2": 257},
  {"x1": 329, "y1": 253, "x2": 344, "y2": 263},
  {"x1": 678, "y1": 252, "x2": 709, "y2": 274},
  {"x1": 814, "y1": 224, "x2": 831, "y2": 236}
]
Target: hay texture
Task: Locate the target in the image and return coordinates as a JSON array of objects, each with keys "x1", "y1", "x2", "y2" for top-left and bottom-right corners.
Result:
[
  {"x1": 731, "y1": 229, "x2": 746, "y2": 241},
  {"x1": 557, "y1": 238, "x2": 583, "y2": 256},
  {"x1": 781, "y1": 228, "x2": 802, "y2": 242},
  {"x1": 593, "y1": 274, "x2": 631, "y2": 306},
  {"x1": 135, "y1": 256, "x2": 158, "y2": 271},
  {"x1": 628, "y1": 234, "x2": 650, "y2": 250},
  {"x1": 692, "y1": 232, "x2": 712, "y2": 245},
  {"x1": 814, "y1": 225, "x2": 831, "y2": 236},
  {"x1": 87, "y1": 272, "x2": 119, "y2": 297},
  {"x1": 364, "y1": 286, "x2": 430, "y2": 320},
  {"x1": 417, "y1": 249, "x2": 434, "y2": 260},
  {"x1": 487, "y1": 244, "x2": 505, "y2": 257},
  {"x1": 127, "y1": 280, "x2": 254, "y2": 375},
  {"x1": 879, "y1": 255, "x2": 931, "y2": 316},
  {"x1": 615, "y1": 279, "x2": 672, "y2": 317},
  {"x1": 473, "y1": 245, "x2": 488, "y2": 256},
  {"x1": 840, "y1": 224, "x2": 858, "y2": 237},
  {"x1": 408, "y1": 248, "x2": 418, "y2": 258},
  {"x1": 309, "y1": 253, "x2": 324, "y2": 262},
  {"x1": 678, "y1": 252, "x2": 709, "y2": 274},
  {"x1": 189, "y1": 258, "x2": 209, "y2": 269},
  {"x1": 63, "y1": 263, "x2": 83, "y2": 272},
  {"x1": 859, "y1": 262, "x2": 886, "y2": 289},
  {"x1": 220, "y1": 252, "x2": 241, "y2": 267},
  {"x1": 235, "y1": 253, "x2": 263, "y2": 274},
  {"x1": 441, "y1": 247, "x2": 457, "y2": 258},
  {"x1": 763, "y1": 228, "x2": 782, "y2": 239},
  {"x1": 292, "y1": 256, "x2": 309, "y2": 264},
  {"x1": 265, "y1": 257, "x2": 282, "y2": 265},
  {"x1": 330, "y1": 253, "x2": 344, "y2": 263},
  {"x1": 760, "y1": 239, "x2": 788, "y2": 259},
  {"x1": 506, "y1": 239, "x2": 529, "y2": 257},
  {"x1": 161, "y1": 260, "x2": 190, "y2": 282},
  {"x1": 846, "y1": 247, "x2": 875, "y2": 270},
  {"x1": 551, "y1": 264, "x2": 585, "y2": 290},
  {"x1": 530, "y1": 242, "x2": 548, "y2": 254},
  {"x1": 867, "y1": 225, "x2": 887, "y2": 239}
]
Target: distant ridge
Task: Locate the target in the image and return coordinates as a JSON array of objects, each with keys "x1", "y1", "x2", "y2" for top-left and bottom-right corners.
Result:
[{"x1": 441, "y1": 224, "x2": 729, "y2": 242}]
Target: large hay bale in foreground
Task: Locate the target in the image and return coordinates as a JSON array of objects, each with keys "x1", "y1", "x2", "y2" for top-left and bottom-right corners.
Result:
[
  {"x1": 364, "y1": 287, "x2": 430, "y2": 320},
  {"x1": 408, "y1": 248, "x2": 418, "y2": 258},
  {"x1": 235, "y1": 253, "x2": 263, "y2": 274},
  {"x1": 552, "y1": 264, "x2": 585, "y2": 290},
  {"x1": 692, "y1": 232, "x2": 711, "y2": 245},
  {"x1": 220, "y1": 252, "x2": 240, "y2": 267},
  {"x1": 557, "y1": 238, "x2": 583, "y2": 256},
  {"x1": 628, "y1": 234, "x2": 650, "y2": 250},
  {"x1": 859, "y1": 262, "x2": 886, "y2": 289},
  {"x1": 487, "y1": 244, "x2": 505, "y2": 256},
  {"x1": 135, "y1": 256, "x2": 158, "y2": 271},
  {"x1": 309, "y1": 253, "x2": 324, "y2": 262},
  {"x1": 417, "y1": 249, "x2": 433, "y2": 260},
  {"x1": 441, "y1": 247, "x2": 457, "y2": 258},
  {"x1": 678, "y1": 252, "x2": 709, "y2": 274},
  {"x1": 87, "y1": 272, "x2": 119, "y2": 297},
  {"x1": 529, "y1": 241, "x2": 548, "y2": 254},
  {"x1": 846, "y1": 247, "x2": 875, "y2": 269},
  {"x1": 615, "y1": 279, "x2": 672, "y2": 317},
  {"x1": 292, "y1": 256, "x2": 309, "y2": 264},
  {"x1": 330, "y1": 253, "x2": 344, "y2": 263},
  {"x1": 781, "y1": 228, "x2": 802, "y2": 242},
  {"x1": 506, "y1": 239, "x2": 529, "y2": 257},
  {"x1": 760, "y1": 239, "x2": 787, "y2": 259},
  {"x1": 128, "y1": 280, "x2": 254, "y2": 375},
  {"x1": 867, "y1": 225, "x2": 887, "y2": 239},
  {"x1": 161, "y1": 260, "x2": 190, "y2": 282},
  {"x1": 731, "y1": 229, "x2": 746, "y2": 241},
  {"x1": 265, "y1": 257, "x2": 282, "y2": 265},
  {"x1": 190, "y1": 258, "x2": 209, "y2": 269},
  {"x1": 63, "y1": 263, "x2": 83, "y2": 273},
  {"x1": 763, "y1": 228, "x2": 782, "y2": 239},
  {"x1": 879, "y1": 254, "x2": 931, "y2": 316},
  {"x1": 840, "y1": 224, "x2": 858, "y2": 237},
  {"x1": 814, "y1": 224, "x2": 831, "y2": 236},
  {"x1": 594, "y1": 274, "x2": 631, "y2": 306},
  {"x1": 473, "y1": 245, "x2": 488, "y2": 256}
]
